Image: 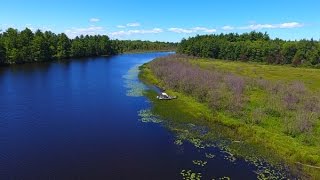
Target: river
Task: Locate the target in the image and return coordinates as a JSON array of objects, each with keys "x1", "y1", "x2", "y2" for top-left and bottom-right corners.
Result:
[{"x1": 0, "y1": 52, "x2": 291, "y2": 179}]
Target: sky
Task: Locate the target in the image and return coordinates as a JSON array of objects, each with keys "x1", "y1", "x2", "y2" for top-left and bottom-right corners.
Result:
[{"x1": 0, "y1": 0, "x2": 319, "y2": 42}]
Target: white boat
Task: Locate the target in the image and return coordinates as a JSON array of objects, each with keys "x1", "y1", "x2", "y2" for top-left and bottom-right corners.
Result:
[{"x1": 156, "y1": 92, "x2": 177, "y2": 100}]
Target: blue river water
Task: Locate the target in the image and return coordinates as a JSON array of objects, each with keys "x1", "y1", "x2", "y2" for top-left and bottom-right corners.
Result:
[{"x1": 0, "y1": 52, "x2": 290, "y2": 179}]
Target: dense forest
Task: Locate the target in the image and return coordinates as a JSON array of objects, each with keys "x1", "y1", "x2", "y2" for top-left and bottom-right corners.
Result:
[
  {"x1": 111, "y1": 40, "x2": 178, "y2": 54},
  {"x1": 178, "y1": 32, "x2": 320, "y2": 67},
  {"x1": 0, "y1": 28, "x2": 177, "y2": 65}
]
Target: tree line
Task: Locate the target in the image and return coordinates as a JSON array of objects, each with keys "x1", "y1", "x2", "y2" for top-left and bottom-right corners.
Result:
[
  {"x1": 0, "y1": 28, "x2": 177, "y2": 65},
  {"x1": 178, "y1": 31, "x2": 320, "y2": 67},
  {"x1": 111, "y1": 40, "x2": 178, "y2": 54}
]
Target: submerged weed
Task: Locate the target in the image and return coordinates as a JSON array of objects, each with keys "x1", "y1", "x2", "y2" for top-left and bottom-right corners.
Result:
[
  {"x1": 190, "y1": 138, "x2": 206, "y2": 149},
  {"x1": 174, "y1": 139, "x2": 183, "y2": 146},
  {"x1": 123, "y1": 65, "x2": 147, "y2": 97},
  {"x1": 180, "y1": 169, "x2": 202, "y2": 180},
  {"x1": 138, "y1": 109, "x2": 162, "y2": 123},
  {"x1": 205, "y1": 153, "x2": 215, "y2": 159},
  {"x1": 192, "y1": 160, "x2": 207, "y2": 167}
]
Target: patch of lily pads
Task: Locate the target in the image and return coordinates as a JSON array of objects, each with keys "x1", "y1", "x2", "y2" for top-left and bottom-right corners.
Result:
[
  {"x1": 212, "y1": 176, "x2": 231, "y2": 180},
  {"x1": 138, "y1": 109, "x2": 162, "y2": 123},
  {"x1": 180, "y1": 169, "x2": 202, "y2": 180},
  {"x1": 174, "y1": 139, "x2": 183, "y2": 146},
  {"x1": 205, "y1": 153, "x2": 215, "y2": 159},
  {"x1": 192, "y1": 160, "x2": 207, "y2": 167},
  {"x1": 123, "y1": 65, "x2": 147, "y2": 97},
  {"x1": 190, "y1": 138, "x2": 206, "y2": 149}
]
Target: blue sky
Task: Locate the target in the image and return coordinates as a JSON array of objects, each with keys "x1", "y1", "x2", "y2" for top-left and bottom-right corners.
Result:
[{"x1": 1, "y1": 0, "x2": 319, "y2": 42}]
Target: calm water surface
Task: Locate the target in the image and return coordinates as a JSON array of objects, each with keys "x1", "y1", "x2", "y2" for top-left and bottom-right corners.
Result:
[{"x1": 0, "y1": 52, "x2": 286, "y2": 179}]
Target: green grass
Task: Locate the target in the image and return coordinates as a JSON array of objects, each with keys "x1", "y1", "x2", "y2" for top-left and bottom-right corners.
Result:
[
  {"x1": 192, "y1": 59, "x2": 320, "y2": 91},
  {"x1": 139, "y1": 60, "x2": 320, "y2": 179}
]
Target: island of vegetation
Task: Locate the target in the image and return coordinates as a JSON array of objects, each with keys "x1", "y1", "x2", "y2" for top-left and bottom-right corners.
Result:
[
  {"x1": 0, "y1": 28, "x2": 177, "y2": 65},
  {"x1": 140, "y1": 32, "x2": 320, "y2": 178}
]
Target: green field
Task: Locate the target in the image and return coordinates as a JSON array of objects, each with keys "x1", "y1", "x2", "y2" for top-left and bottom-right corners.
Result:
[
  {"x1": 139, "y1": 57, "x2": 320, "y2": 179},
  {"x1": 192, "y1": 59, "x2": 320, "y2": 91}
]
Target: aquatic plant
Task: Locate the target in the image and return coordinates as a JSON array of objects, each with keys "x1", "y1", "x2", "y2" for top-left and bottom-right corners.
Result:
[
  {"x1": 190, "y1": 138, "x2": 206, "y2": 149},
  {"x1": 138, "y1": 109, "x2": 162, "y2": 123},
  {"x1": 212, "y1": 176, "x2": 230, "y2": 180},
  {"x1": 205, "y1": 153, "x2": 215, "y2": 159},
  {"x1": 223, "y1": 152, "x2": 236, "y2": 163},
  {"x1": 180, "y1": 169, "x2": 202, "y2": 180},
  {"x1": 123, "y1": 65, "x2": 147, "y2": 97},
  {"x1": 192, "y1": 160, "x2": 207, "y2": 167},
  {"x1": 174, "y1": 139, "x2": 183, "y2": 146}
]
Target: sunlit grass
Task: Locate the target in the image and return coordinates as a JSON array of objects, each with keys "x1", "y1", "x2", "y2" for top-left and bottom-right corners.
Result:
[{"x1": 193, "y1": 59, "x2": 320, "y2": 91}]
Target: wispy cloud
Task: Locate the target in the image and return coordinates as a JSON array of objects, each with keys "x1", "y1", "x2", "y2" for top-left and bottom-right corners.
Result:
[
  {"x1": 126, "y1": 22, "x2": 140, "y2": 27},
  {"x1": 168, "y1": 27, "x2": 216, "y2": 34},
  {"x1": 109, "y1": 28, "x2": 163, "y2": 37},
  {"x1": 116, "y1": 22, "x2": 141, "y2": 28},
  {"x1": 168, "y1": 28, "x2": 193, "y2": 33},
  {"x1": 239, "y1": 22, "x2": 303, "y2": 30},
  {"x1": 222, "y1": 25, "x2": 235, "y2": 31},
  {"x1": 279, "y1": 22, "x2": 303, "y2": 28},
  {"x1": 116, "y1": 25, "x2": 126, "y2": 28},
  {"x1": 65, "y1": 26, "x2": 105, "y2": 38},
  {"x1": 89, "y1": 18, "x2": 100, "y2": 23}
]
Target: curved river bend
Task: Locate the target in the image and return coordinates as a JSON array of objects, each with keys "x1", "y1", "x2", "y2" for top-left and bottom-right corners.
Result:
[{"x1": 0, "y1": 52, "x2": 290, "y2": 179}]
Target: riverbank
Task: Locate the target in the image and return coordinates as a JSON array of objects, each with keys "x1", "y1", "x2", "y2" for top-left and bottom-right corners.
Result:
[{"x1": 139, "y1": 55, "x2": 320, "y2": 179}]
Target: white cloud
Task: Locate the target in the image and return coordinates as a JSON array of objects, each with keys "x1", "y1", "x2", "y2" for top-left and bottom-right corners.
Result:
[
  {"x1": 126, "y1": 22, "x2": 140, "y2": 27},
  {"x1": 192, "y1": 27, "x2": 217, "y2": 33},
  {"x1": 65, "y1": 26, "x2": 105, "y2": 38},
  {"x1": 279, "y1": 22, "x2": 303, "y2": 28},
  {"x1": 116, "y1": 22, "x2": 141, "y2": 28},
  {"x1": 239, "y1": 22, "x2": 303, "y2": 30},
  {"x1": 168, "y1": 28, "x2": 193, "y2": 33},
  {"x1": 222, "y1": 26, "x2": 234, "y2": 31},
  {"x1": 89, "y1": 18, "x2": 100, "y2": 23},
  {"x1": 109, "y1": 28, "x2": 163, "y2": 37},
  {"x1": 168, "y1": 27, "x2": 216, "y2": 34},
  {"x1": 117, "y1": 25, "x2": 126, "y2": 28}
]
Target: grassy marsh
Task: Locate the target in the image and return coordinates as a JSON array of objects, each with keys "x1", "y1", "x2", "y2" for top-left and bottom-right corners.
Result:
[{"x1": 139, "y1": 55, "x2": 320, "y2": 179}]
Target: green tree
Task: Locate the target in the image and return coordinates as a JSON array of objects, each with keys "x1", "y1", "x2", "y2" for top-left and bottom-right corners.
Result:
[
  {"x1": 71, "y1": 37, "x2": 85, "y2": 57},
  {"x1": 56, "y1": 33, "x2": 71, "y2": 59},
  {"x1": 292, "y1": 50, "x2": 305, "y2": 66},
  {"x1": 0, "y1": 34, "x2": 6, "y2": 64},
  {"x1": 19, "y1": 28, "x2": 34, "y2": 62},
  {"x1": 44, "y1": 31, "x2": 58, "y2": 59},
  {"x1": 32, "y1": 30, "x2": 50, "y2": 61},
  {"x1": 3, "y1": 28, "x2": 20, "y2": 64}
]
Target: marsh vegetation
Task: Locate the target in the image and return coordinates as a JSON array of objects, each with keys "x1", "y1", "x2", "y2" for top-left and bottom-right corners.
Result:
[{"x1": 140, "y1": 54, "x2": 320, "y2": 178}]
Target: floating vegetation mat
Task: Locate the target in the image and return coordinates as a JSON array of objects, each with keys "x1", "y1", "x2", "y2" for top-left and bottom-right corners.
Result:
[
  {"x1": 205, "y1": 153, "x2": 215, "y2": 159},
  {"x1": 169, "y1": 124, "x2": 291, "y2": 179},
  {"x1": 174, "y1": 139, "x2": 183, "y2": 146},
  {"x1": 212, "y1": 176, "x2": 231, "y2": 180},
  {"x1": 192, "y1": 160, "x2": 207, "y2": 167},
  {"x1": 180, "y1": 169, "x2": 202, "y2": 180},
  {"x1": 189, "y1": 138, "x2": 206, "y2": 149},
  {"x1": 123, "y1": 65, "x2": 147, "y2": 97},
  {"x1": 138, "y1": 109, "x2": 162, "y2": 123}
]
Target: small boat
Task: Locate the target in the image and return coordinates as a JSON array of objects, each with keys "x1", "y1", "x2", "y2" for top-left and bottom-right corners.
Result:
[{"x1": 156, "y1": 92, "x2": 177, "y2": 100}]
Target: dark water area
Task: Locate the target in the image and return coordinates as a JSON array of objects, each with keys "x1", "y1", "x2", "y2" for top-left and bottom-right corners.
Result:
[{"x1": 0, "y1": 52, "x2": 287, "y2": 179}]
